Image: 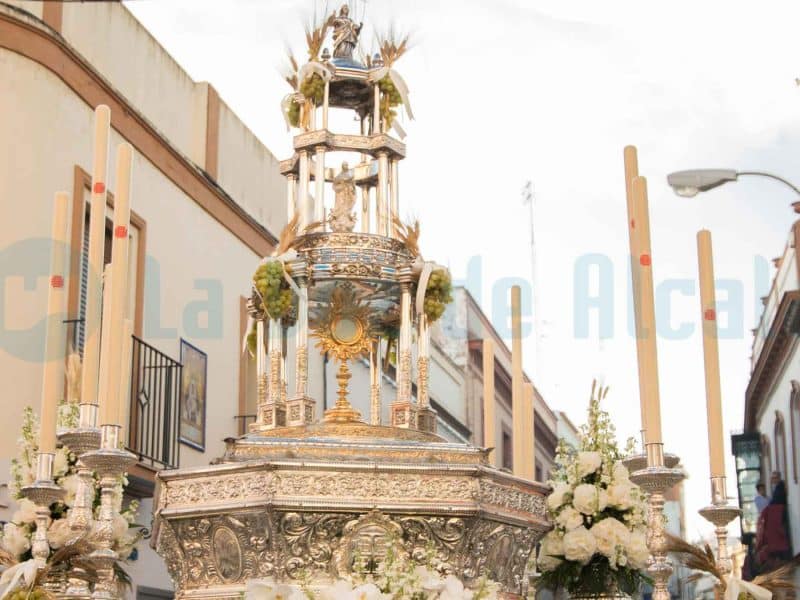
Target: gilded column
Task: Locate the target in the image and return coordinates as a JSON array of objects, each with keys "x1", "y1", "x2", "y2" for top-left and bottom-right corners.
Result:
[
  {"x1": 361, "y1": 186, "x2": 371, "y2": 233},
  {"x1": 322, "y1": 79, "x2": 330, "y2": 130},
  {"x1": 397, "y1": 280, "x2": 412, "y2": 403},
  {"x1": 416, "y1": 314, "x2": 429, "y2": 408},
  {"x1": 269, "y1": 318, "x2": 282, "y2": 405},
  {"x1": 377, "y1": 152, "x2": 389, "y2": 236},
  {"x1": 315, "y1": 146, "x2": 325, "y2": 230},
  {"x1": 390, "y1": 159, "x2": 399, "y2": 233},
  {"x1": 255, "y1": 317, "x2": 267, "y2": 414},
  {"x1": 286, "y1": 173, "x2": 297, "y2": 223},
  {"x1": 294, "y1": 278, "x2": 309, "y2": 398},
  {"x1": 373, "y1": 83, "x2": 381, "y2": 134},
  {"x1": 298, "y1": 150, "x2": 309, "y2": 231},
  {"x1": 369, "y1": 337, "x2": 381, "y2": 425}
]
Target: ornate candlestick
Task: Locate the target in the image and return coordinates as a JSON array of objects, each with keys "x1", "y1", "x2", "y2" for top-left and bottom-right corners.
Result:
[
  {"x1": 22, "y1": 452, "x2": 66, "y2": 568},
  {"x1": 57, "y1": 403, "x2": 102, "y2": 600},
  {"x1": 698, "y1": 476, "x2": 741, "y2": 596},
  {"x1": 630, "y1": 443, "x2": 685, "y2": 600},
  {"x1": 81, "y1": 424, "x2": 136, "y2": 600}
]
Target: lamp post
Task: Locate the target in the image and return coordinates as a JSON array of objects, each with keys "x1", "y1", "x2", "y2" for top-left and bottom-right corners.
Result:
[{"x1": 666, "y1": 169, "x2": 800, "y2": 211}]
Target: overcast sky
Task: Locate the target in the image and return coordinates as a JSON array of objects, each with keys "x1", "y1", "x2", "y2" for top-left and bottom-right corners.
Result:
[{"x1": 124, "y1": 0, "x2": 800, "y2": 538}]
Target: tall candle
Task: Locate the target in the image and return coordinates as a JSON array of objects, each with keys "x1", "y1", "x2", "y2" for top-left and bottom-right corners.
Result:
[
  {"x1": 631, "y1": 176, "x2": 662, "y2": 445},
  {"x1": 482, "y1": 338, "x2": 496, "y2": 465},
  {"x1": 97, "y1": 266, "x2": 113, "y2": 415},
  {"x1": 80, "y1": 105, "x2": 111, "y2": 413},
  {"x1": 623, "y1": 146, "x2": 648, "y2": 438},
  {"x1": 99, "y1": 143, "x2": 132, "y2": 427},
  {"x1": 697, "y1": 230, "x2": 726, "y2": 478},
  {"x1": 511, "y1": 285, "x2": 525, "y2": 476},
  {"x1": 40, "y1": 192, "x2": 70, "y2": 454},
  {"x1": 118, "y1": 319, "x2": 134, "y2": 442},
  {"x1": 523, "y1": 382, "x2": 536, "y2": 480}
]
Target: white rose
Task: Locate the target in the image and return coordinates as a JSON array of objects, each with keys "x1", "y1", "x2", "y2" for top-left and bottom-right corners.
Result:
[
  {"x1": 573, "y1": 484, "x2": 602, "y2": 515},
  {"x1": 12, "y1": 498, "x2": 38, "y2": 524},
  {"x1": 563, "y1": 526, "x2": 597, "y2": 564},
  {"x1": 607, "y1": 481, "x2": 638, "y2": 510},
  {"x1": 590, "y1": 517, "x2": 630, "y2": 567},
  {"x1": 351, "y1": 583, "x2": 386, "y2": 600},
  {"x1": 438, "y1": 575, "x2": 469, "y2": 600},
  {"x1": 53, "y1": 447, "x2": 70, "y2": 477},
  {"x1": 577, "y1": 452, "x2": 602, "y2": 478},
  {"x1": 60, "y1": 474, "x2": 81, "y2": 507},
  {"x1": 538, "y1": 531, "x2": 564, "y2": 572},
  {"x1": 556, "y1": 506, "x2": 584, "y2": 531},
  {"x1": 2, "y1": 522, "x2": 31, "y2": 558},
  {"x1": 48, "y1": 517, "x2": 73, "y2": 549},
  {"x1": 627, "y1": 528, "x2": 650, "y2": 569},
  {"x1": 246, "y1": 580, "x2": 307, "y2": 600},
  {"x1": 547, "y1": 482, "x2": 572, "y2": 512},
  {"x1": 612, "y1": 461, "x2": 630, "y2": 483}
]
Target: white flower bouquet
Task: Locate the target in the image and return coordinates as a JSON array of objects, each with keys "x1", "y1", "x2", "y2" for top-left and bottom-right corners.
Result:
[
  {"x1": 536, "y1": 384, "x2": 650, "y2": 597},
  {"x1": 2, "y1": 406, "x2": 141, "y2": 568}
]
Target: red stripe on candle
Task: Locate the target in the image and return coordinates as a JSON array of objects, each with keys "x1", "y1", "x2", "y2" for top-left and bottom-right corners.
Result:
[
  {"x1": 630, "y1": 219, "x2": 635, "y2": 229},
  {"x1": 114, "y1": 225, "x2": 128, "y2": 238},
  {"x1": 639, "y1": 254, "x2": 651, "y2": 266},
  {"x1": 50, "y1": 275, "x2": 64, "y2": 289},
  {"x1": 93, "y1": 182, "x2": 105, "y2": 194},
  {"x1": 704, "y1": 308, "x2": 716, "y2": 321}
]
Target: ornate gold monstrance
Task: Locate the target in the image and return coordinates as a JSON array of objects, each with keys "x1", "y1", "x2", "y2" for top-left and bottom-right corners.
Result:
[{"x1": 152, "y1": 8, "x2": 550, "y2": 599}]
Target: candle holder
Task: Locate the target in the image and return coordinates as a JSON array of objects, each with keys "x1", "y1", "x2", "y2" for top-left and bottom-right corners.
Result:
[
  {"x1": 21, "y1": 452, "x2": 66, "y2": 567},
  {"x1": 630, "y1": 443, "x2": 685, "y2": 600},
  {"x1": 698, "y1": 476, "x2": 741, "y2": 594},
  {"x1": 57, "y1": 404, "x2": 102, "y2": 600},
  {"x1": 80, "y1": 424, "x2": 136, "y2": 600}
]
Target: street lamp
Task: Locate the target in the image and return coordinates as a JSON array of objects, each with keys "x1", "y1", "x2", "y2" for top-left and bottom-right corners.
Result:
[{"x1": 667, "y1": 169, "x2": 800, "y2": 207}]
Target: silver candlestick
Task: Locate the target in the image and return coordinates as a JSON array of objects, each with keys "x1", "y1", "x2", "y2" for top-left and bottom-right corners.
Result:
[
  {"x1": 21, "y1": 452, "x2": 67, "y2": 568},
  {"x1": 80, "y1": 424, "x2": 136, "y2": 600},
  {"x1": 57, "y1": 403, "x2": 102, "y2": 600},
  {"x1": 630, "y1": 443, "x2": 685, "y2": 600},
  {"x1": 698, "y1": 476, "x2": 741, "y2": 595}
]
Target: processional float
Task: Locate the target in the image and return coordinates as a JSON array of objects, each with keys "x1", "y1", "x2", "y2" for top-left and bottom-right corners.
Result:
[{"x1": 150, "y1": 8, "x2": 549, "y2": 599}]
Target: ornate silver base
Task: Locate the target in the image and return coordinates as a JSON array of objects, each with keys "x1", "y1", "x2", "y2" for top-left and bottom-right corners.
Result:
[
  {"x1": 58, "y1": 426, "x2": 102, "y2": 456},
  {"x1": 630, "y1": 445, "x2": 685, "y2": 600},
  {"x1": 621, "y1": 452, "x2": 680, "y2": 473},
  {"x1": 698, "y1": 476, "x2": 741, "y2": 586},
  {"x1": 21, "y1": 478, "x2": 66, "y2": 508}
]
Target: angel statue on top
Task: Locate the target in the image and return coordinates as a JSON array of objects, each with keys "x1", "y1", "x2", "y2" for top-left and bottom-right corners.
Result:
[
  {"x1": 332, "y1": 4, "x2": 362, "y2": 60},
  {"x1": 330, "y1": 161, "x2": 357, "y2": 232}
]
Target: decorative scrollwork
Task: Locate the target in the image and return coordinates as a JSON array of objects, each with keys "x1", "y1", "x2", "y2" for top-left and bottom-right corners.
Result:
[{"x1": 278, "y1": 512, "x2": 350, "y2": 579}]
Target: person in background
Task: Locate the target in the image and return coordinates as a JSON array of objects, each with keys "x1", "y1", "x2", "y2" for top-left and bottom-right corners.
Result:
[
  {"x1": 755, "y1": 479, "x2": 792, "y2": 573},
  {"x1": 770, "y1": 470, "x2": 781, "y2": 496},
  {"x1": 754, "y1": 482, "x2": 770, "y2": 514}
]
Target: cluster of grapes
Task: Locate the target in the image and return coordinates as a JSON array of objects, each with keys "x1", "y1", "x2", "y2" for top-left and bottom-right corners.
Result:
[
  {"x1": 423, "y1": 269, "x2": 453, "y2": 323},
  {"x1": 378, "y1": 76, "x2": 402, "y2": 105},
  {"x1": 287, "y1": 99, "x2": 301, "y2": 128},
  {"x1": 378, "y1": 76, "x2": 402, "y2": 128},
  {"x1": 299, "y1": 73, "x2": 325, "y2": 105},
  {"x1": 254, "y1": 261, "x2": 293, "y2": 320}
]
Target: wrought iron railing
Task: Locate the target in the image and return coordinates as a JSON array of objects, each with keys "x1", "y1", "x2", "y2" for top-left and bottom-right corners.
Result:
[{"x1": 127, "y1": 336, "x2": 181, "y2": 470}]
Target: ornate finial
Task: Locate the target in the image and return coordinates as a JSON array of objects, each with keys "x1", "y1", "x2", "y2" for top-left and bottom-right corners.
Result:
[
  {"x1": 321, "y1": 47, "x2": 331, "y2": 62},
  {"x1": 372, "y1": 52, "x2": 384, "y2": 68}
]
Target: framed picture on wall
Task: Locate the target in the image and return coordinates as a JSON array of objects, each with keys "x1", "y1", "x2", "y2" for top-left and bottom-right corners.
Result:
[{"x1": 179, "y1": 339, "x2": 207, "y2": 451}]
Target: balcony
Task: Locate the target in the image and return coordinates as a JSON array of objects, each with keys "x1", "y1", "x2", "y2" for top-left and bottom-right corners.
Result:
[{"x1": 126, "y1": 336, "x2": 181, "y2": 495}]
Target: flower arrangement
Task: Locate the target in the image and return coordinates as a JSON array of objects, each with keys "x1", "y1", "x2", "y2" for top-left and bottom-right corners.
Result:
[
  {"x1": 246, "y1": 544, "x2": 498, "y2": 599},
  {"x1": 1, "y1": 406, "x2": 141, "y2": 567},
  {"x1": 536, "y1": 384, "x2": 650, "y2": 597}
]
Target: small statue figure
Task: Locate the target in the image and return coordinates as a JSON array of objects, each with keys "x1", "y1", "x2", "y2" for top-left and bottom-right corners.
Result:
[
  {"x1": 330, "y1": 162, "x2": 357, "y2": 232},
  {"x1": 332, "y1": 4, "x2": 362, "y2": 60}
]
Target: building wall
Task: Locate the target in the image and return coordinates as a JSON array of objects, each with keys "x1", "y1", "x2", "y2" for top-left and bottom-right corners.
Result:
[{"x1": 0, "y1": 3, "x2": 287, "y2": 596}]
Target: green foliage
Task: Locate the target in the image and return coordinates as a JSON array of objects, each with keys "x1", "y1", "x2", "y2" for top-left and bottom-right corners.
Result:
[
  {"x1": 536, "y1": 554, "x2": 650, "y2": 597},
  {"x1": 253, "y1": 261, "x2": 293, "y2": 320},
  {"x1": 423, "y1": 269, "x2": 452, "y2": 323},
  {"x1": 299, "y1": 73, "x2": 325, "y2": 105}
]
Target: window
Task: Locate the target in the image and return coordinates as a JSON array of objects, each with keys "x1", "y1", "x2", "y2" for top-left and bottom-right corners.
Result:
[
  {"x1": 774, "y1": 412, "x2": 787, "y2": 483},
  {"x1": 791, "y1": 381, "x2": 800, "y2": 483},
  {"x1": 502, "y1": 429, "x2": 512, "y2": 471},
  {"x1": 68, "y1": 166, "x2": 145, "y2": 350},
  {"x1": 761, "y1": 434, "x2": 772, "y2": 489}
]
